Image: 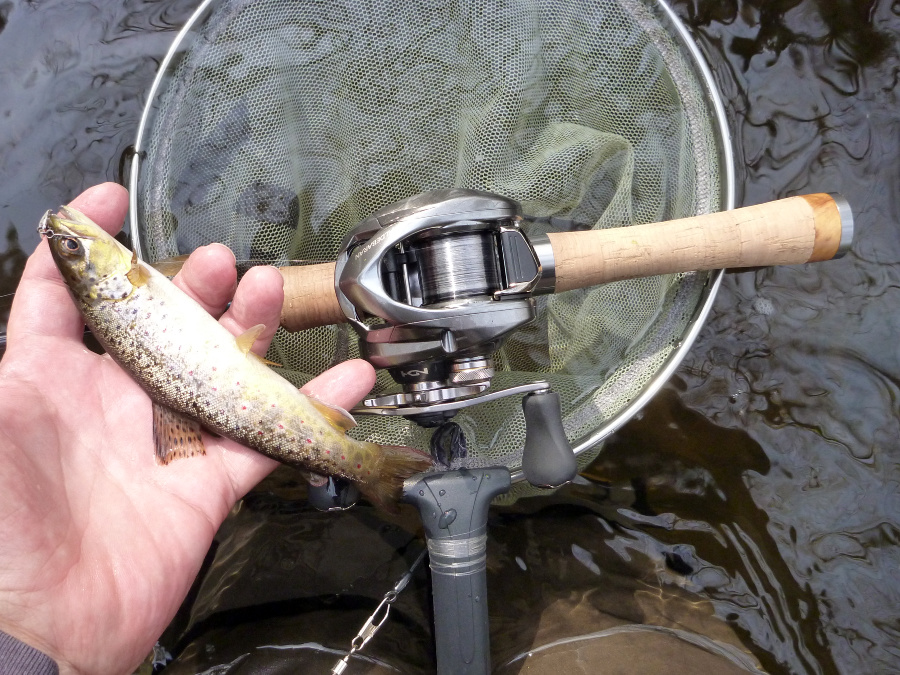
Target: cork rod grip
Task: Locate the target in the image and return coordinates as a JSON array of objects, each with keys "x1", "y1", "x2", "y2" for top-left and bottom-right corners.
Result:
[
  {"x1": 279, "y1": 262, "x2": 344, "y2": 332},
  {"x1": 548, "y1": 194, "x2": 846, "y2": 293}
]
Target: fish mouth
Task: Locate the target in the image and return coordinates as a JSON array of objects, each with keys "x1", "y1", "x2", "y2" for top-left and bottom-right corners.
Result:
[
  {"x1": 38, "y1": 206, "x2": 95, "y2": 240},
  {"x1": 37, "y1": 210, "x2": 57, "y2": 239}
]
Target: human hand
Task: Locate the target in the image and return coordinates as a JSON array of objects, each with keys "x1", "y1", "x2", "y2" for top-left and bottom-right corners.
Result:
[{"x1": 0, "y1": 183, "x2": 376, "y2": 674}]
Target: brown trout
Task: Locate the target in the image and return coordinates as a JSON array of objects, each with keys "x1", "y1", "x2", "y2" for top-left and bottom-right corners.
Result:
[{"x1": 39, "y1": 206, "x2": 432, "y2": 509}]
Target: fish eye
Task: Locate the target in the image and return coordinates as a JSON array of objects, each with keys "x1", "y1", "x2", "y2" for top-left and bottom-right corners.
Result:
[{"x1": 60, "y1": 237, "x2": 83, "y2": 255}]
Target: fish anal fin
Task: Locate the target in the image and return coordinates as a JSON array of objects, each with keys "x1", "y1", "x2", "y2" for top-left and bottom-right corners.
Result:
[
  {"x1": 153, "y1": 402, "x2": 207, "y2": 465},
  {"x1": 308, "y1": 396, "x2": 357, "y2": 432},
  {"x1": 126, "y1": 251, "x2": 151, "y2": 288},
  {"x1": 236, "y1": 324, "x2": 266, "y2": 355}
]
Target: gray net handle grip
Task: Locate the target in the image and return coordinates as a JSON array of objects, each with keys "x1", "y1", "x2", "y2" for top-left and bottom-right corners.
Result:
[
  {"x1": 522, "y1": 390, "x2": 577, "y2": 488},
  {"x1": 404, "y1": 468, "x2": 511, "y2": 675}
]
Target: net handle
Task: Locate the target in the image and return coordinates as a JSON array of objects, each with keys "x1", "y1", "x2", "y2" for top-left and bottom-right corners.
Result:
[{"x1": 278, "y1": 194, "x2": 852, "y2": 332}]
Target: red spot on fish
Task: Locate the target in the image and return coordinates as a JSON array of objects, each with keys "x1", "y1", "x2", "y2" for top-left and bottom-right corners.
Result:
[
  {"x1": 278, "y1": 424, "x2": 284, "y2": 429},
  {"x1": 357, "y1": 463, "x2": 361, "y2": 469},
  {"x1": 212, "y1": 387, "x2": 217, "y2": 391},
  {"x1": 325, "y1": 450, "x2": 330, "y2": 455},
  {"x1": 257, "y1": 431, "x2": 263, "y2": 436},
  {"x1": 341, "y1": 455, "x2": 345, "y2": 460},
  {"x1": 271, "y1": 403, "x2": 276, "y2": 407},
  {"x1": 236, "y1": 381, "x2": 240, "y2": 385},
  {"x1": 242, "y1": 405, "x2": 247, "y2": 410},
  {"x1": 212, "y1": 367, "x2": 217, "y2": 371},
  {"x1": 307, "y1": 439, "x2": 312, "y2": 444},
  {"x1": 189, "y1": 371, "x2": 193, "y2": 375}
]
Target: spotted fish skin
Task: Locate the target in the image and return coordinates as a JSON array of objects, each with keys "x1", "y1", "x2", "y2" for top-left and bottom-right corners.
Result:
[{"x1": 40, "y1": 206, "x2": 432, "y2": 509}]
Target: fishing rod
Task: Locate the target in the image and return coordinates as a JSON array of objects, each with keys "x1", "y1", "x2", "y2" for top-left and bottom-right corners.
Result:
[
  {"x1": 277, "y1": 189, "x2": 853, "y2": 424},
  {"x1": 272, "y1": 188, "x2": 853, "y2": 674}
]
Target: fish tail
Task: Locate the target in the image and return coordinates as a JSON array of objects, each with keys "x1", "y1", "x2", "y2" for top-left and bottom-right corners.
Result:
[{"x1": 357, "y1": 443, "x2": 433, "y2": 512}]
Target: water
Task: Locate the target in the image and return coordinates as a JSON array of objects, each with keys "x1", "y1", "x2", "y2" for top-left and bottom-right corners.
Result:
[{"x1": 1, "y1": 0, "x2": 898, "y2": 673}]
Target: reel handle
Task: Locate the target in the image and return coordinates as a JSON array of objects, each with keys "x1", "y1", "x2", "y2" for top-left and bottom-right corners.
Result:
[{"x1": 278, "y1": 193, "x2": 853, "y2": 332}]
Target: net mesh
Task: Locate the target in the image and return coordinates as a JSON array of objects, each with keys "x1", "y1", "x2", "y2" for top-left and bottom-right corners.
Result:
[{"x1": 135, "y1": 0, "x2": 725, "y2": 479}]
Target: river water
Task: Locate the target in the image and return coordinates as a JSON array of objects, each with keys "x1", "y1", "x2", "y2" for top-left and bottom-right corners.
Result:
[{"x1": 0, "y1": 1, "x2": 898, "y2": 673}]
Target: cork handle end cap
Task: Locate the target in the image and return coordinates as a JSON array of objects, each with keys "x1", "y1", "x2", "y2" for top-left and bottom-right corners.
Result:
[{"x1": 803, "y1": 193, "x2": 854, "y2": 261}]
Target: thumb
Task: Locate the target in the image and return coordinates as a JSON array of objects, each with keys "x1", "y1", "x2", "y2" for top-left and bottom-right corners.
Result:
[{"x1": 6, "y1": 183, "x2": 129, "y2": 349}]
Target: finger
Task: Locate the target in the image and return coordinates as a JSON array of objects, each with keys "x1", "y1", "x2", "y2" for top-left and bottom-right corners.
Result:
[
  {"x1": 217, "y1": 359, "x2": 377, "y2": 501},
  {"x1": 171, "y1": 244, "x2": 237, "y2": 319},
  {"x1": 217, "y1": 266, "x2": 283, "y2": 354},
  {"x1": 300, "y1": 358, "x2": 377, "y2": 409},
  {"x1": 6, "y1": 183, "x2": 128, "y2": 348}
]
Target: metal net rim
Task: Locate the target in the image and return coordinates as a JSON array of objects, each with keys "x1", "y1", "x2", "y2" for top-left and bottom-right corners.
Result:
[{"x1": 128, "y1": 0, "x2": 735, "y2": 485}]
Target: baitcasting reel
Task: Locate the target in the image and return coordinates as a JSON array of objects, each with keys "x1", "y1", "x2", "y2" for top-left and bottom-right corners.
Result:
[
  {"x1": 335, "y1": 188, "x2": 557, "y2": 424},
  {"x1": 292, "y1": 186, "x2": 851, "y2": 428},
  {"x1": 306, "y1": 188, "x2": 580, "y2": 512}
]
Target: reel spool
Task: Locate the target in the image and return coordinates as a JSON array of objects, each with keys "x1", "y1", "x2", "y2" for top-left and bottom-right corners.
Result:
[
  {"x1": 130, "y1": 0, "x2": 734, "y2": 486},
  {"x1": 334, "y1": 189, "x2": 550, "y2": 425}
]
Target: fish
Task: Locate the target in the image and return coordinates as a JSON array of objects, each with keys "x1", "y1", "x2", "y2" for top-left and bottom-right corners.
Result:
[{"x1": 38, "y1": 205, "x2": 433, "y2": 510}]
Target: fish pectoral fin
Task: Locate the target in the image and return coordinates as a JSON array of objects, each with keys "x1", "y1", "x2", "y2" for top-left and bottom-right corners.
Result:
[
  {"x1": 126, "y1": 251, "x2": 151, "y2": 288},
  {"x1": 308, "y1": 396, "x2": 357, "y2": 431},
  {"x1": 153, "y1": 402, "x2": 207, "y2": 465},
  {"x1": 150, "y1": 254, "x2": 189, "y2": 278}
]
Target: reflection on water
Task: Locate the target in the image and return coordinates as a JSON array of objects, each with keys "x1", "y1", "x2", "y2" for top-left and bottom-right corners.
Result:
[
  {"x1": 1, "y1": 0, "x2": 899, "y2": 673},
  {"x1": 670, "y1": 0, "x2": 900, "y2": 672}
]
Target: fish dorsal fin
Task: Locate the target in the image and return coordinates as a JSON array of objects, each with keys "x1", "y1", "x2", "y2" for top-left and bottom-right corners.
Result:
[
  {"x1": 126, "y1": 250, "x2": 151, "y2": 287},
  {"x1": 153, "y1": 402, "x2": 207, "y2": 465},
  {"x1": 236, "y1": 324, "x2": 266, "y2": 355},
  {"x1": 308, "y1": 396, "x2": 357, "y2": 432},
  {"x1": 150, "y1": 254, "x2": 189, "y2": 278},
  {"x1": 235, "y1": 325, "x2": 282, "y2": 365}
]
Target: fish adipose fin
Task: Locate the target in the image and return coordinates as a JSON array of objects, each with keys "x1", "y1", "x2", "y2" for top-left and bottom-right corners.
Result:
[
  {"x1": 309, "y1": 397, "x2": 357, "y2": 431},
  {"x1": 358, "y1": 444, "x2": 434, "y2": 513},
  {"x1": 153, "y1": 402, "x2": 207, "y2": 465}
]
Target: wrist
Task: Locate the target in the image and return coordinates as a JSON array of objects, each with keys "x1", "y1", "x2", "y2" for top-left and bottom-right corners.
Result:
[{"x1": 0, "y1": 629, "x2": 59, "y2": 675}]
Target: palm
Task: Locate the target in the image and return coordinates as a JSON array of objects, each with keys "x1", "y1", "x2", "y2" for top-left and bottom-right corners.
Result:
[
  {"x1": 0, "y1": 339, "x2": 214, "y2": 674},
  {"x1": 0, "y1": 184, "x2": 374, "y2": 674}
]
